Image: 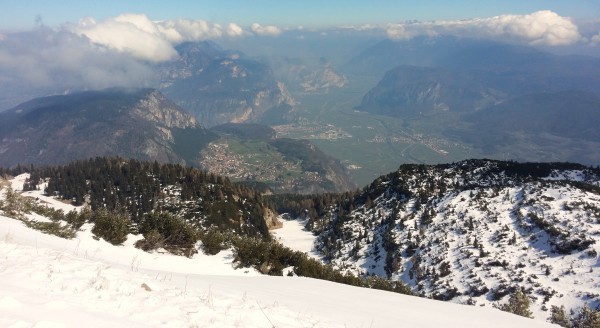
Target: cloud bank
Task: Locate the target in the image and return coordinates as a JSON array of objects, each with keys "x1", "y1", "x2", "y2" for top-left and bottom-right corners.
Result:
[
  {"x1": 72, "y1": 14, "x2": 228, "y2": 62},
  {"x1": 71, "y1": 14, "x2": 283, "y2": 61},
  {"x1": 0, "y1": 27, "x2": 157, "y2": 90},
  {"x1": 0, "y1": 14, "x2": 288, "y2": 108},
  {"x1": 591, "y1": 32, "x2": 600, "y2": 46},
  {"x1": 386, "y1": 10, "x2": 581, "y2": 46},
  {"x1": 0, "y1": 10, "x2": 595, "y2": 109},
  {"x1": 226, "y1": 23, "x2": 246, "y2": 37}
]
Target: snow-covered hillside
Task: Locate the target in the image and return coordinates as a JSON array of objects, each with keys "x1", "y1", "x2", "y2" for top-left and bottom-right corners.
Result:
[
  {"x1": 0, "y1": 173, "x2": 554, "y2": 327},
  {"x1": 310, "y1": 160, "x2": 600, "y2": 322}
]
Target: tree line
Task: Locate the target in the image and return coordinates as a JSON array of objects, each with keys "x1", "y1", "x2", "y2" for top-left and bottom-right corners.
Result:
[{"x1": 23, "y1": 157, "x2": 272, "y2": 238}]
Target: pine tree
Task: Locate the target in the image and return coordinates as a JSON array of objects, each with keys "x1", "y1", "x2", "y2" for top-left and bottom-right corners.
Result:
[
  {"x1": 3, "y1": 187, "x2": 22, "y2": 217},
  {"x1": 500, "y1": 287, "x2": 532, "y2": 318},
  {"x1": 550, "y1": 305, "x2": 570, "y2": 327},
  {"x1": 572, "y1": 303, "x2": 600, "y2": 328}
]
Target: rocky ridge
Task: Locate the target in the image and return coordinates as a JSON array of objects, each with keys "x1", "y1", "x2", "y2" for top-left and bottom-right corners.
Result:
[{"x1": 308, "y1": 159, "x2": 600, "y2": 320}]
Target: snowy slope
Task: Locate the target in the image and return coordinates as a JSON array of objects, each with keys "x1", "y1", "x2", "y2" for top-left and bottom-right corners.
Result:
[
  {"x1": 310, "y1": 160, "x2": 600, "y2": 322},
  {"x1": 0, "y1": 175, "x2": 554, "y2": 327},
  {"x1": 272, "y1": 215, "x2": 322, "y2": 259}
]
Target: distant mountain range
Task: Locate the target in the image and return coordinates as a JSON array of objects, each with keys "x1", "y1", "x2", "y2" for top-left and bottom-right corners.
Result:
[
  {"x1": 159, "y1": 41, "x2": 295, "y2": 127},
  {"x1": 2, "y1": 37, "x2": 600, "y2": 187},
  {"x1": 345, "y1": 36, "x2": 600, "y2": 90},
  {"x1": 0, "y1": 89, "x2": 353, "y2": 193},
  {"x1": 462, "y1": 90, "x2": 600, "y2": 142},
  {"x1": 350, "y1": 37, "x2": 600, "y2": 165},
  {"x1": 354, "y1": 36, "x2": 600, "y2": 116},
  {"x1": 357, "y1": 65, "x2": 501, "y2": 116},
  {"x1": 270, "y1": 56, "x2": 347, "y2": 94}
]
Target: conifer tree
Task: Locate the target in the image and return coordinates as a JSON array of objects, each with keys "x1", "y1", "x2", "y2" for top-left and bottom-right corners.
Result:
[
  {"x1": 550, "y1": 305, "x2": 570, "y2": 327},
  {"x1": 572, "y1": 303, "x2": 600, "y2": 328},
  {"x1": 500, "y1": 287, "x2": 532, "y2": 318},
  {"x1": 3, "y1": 187, "x2": 22, "y2": 217}
]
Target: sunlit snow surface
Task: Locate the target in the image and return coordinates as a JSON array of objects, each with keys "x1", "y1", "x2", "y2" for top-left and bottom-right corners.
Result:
[
  {"x1": 0, "y1": 175, "x2": 553, "y2": 327},
  {"x1": 272, "y1": 216, "x2": 322, "y2": 259}
]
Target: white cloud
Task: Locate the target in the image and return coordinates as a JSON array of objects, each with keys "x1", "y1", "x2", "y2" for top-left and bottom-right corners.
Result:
[
  {"x1": 226, "y1": 23, "x2": 245, "y2": 37},
  {"x1": 386, "y1": 24, "x2": 437, "y2": 40},
  {"x1": 73, "y1": 14, "x2": 178, "y2": 62},
  {"x1": 0, "y1": 14, "x2": 288, "y2": 108},
  {"x1": 157, "y1": 19, "x2": 224, "y2": 43},
  {"x1": 72, "y1": 14, "x2": 234, "y2": 62},
  {"x1": 386, "y1": 10, "x2": 581, "y2": 46},
  {"x1": 0, "y1": 13, "x2": 288, "y2": 105},
  {"x1": 468, "y1": 10, "x2": 580, "y2": 46},
  {"x1": 250, "y1": 23, "x2": 282, "y2": 36},
  {"x1": 70, "y1": 14, "x2": 285, "y2": 61}
]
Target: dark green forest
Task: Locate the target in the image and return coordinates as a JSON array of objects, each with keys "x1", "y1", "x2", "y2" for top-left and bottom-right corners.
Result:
[{"x1": 23, "y1": 157, "x2": 271, "y2": 237}]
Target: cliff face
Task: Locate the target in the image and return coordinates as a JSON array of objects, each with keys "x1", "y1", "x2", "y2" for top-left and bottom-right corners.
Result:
[{"x1": 132, "y1": 90, "x2": 197, "y2": 130}]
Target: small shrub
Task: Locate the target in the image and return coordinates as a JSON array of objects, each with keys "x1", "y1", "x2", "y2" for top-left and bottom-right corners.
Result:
[
  {"x1": 24, "y1": 220, "x2": 76, "y2": 239},
  {"x1": 135, "y1": 229, "x2": 165, "y2": 251},
  {"x1": 138, "y1": 212, "x2": 198, "y2": 256},
  {"x1": 549, "y1": 305, "x2": 570, "y2": 327},
  {"x1": 91, "y1": 208, "x2": 131, "y2": 245},
  {"x1": 200, "y1": 229, "x2": 229, "y2": 255},
  {"x1": 65, "y1": 210, "x2": 86, "y2": 229}
]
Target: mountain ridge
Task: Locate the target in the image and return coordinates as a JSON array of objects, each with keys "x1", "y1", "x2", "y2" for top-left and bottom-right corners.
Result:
[
  {"x1": 357, "y1": 65, "x2": 502, "y2": 116},
  {"x1": 0, "y1": 88, "x2": 216, "y2": 168},
  {"x1": 0, "y1": 92, "x2": 354, "y2": 194},
  {"x1": 298, "y1": 159, "x2": 600, "y2": 320}
]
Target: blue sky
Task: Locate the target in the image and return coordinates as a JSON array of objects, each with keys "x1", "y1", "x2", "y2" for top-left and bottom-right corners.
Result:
[{"x1": 2, "y1": 0, "x2": 599, "y2": 30}]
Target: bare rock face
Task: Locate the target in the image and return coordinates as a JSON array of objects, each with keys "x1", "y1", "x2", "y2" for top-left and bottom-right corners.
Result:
[
  {"x1": 132, "y1": 90, "x2": 197, "y2": 129},
  {"x1": 264, "y1": 208, "x2": 283, "y2": 230},
  {"x1": 298, "y1": 65, "x2": 347, "y2": 93},
  {"x1": 273, "y1": 57, "x2": 347, "y2": 95},
  {"x1": 0, "y1": 88, "x2": 210, "y2": 167}
]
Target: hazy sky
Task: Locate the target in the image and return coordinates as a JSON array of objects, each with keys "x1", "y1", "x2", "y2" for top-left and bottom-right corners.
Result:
[{"x1": 2, "y1": 0, "x2": 599, "y2": 30}]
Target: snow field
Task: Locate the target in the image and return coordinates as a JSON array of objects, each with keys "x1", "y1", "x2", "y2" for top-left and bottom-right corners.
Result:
[{"x1": 0, "y1": 174, "x2": 556, "y2": 327}]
